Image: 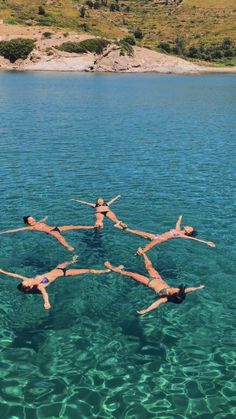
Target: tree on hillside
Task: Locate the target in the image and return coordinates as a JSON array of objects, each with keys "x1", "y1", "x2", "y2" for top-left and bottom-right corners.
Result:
[{"x1": 79, "y1": 6, "x2": 86, "y2": 18}]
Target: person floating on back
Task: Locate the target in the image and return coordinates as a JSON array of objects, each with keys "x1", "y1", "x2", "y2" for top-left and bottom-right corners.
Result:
[
  {"x1": 105, "y1": 253, "x2": 205, "y2": 315},
  {"x1": 0, "y1": 215, "x2": 95, "y2": 251},
  {"x1": 70, "y1": 195, "x2": 127, "y2": 229},
  {"x1": 115, "y1": 215, "x2": 215, "y2": 255},
  {"x1": 0, "y1": 255, "x2": 111, "y2": 310}
]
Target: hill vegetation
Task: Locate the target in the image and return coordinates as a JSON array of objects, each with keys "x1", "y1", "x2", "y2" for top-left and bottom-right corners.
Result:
[{"x1": 0, "y1": 0, "x2": 236, "y2": 63}]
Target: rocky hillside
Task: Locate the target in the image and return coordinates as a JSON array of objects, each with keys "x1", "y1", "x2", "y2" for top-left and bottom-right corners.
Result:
[{"x1": 0, "y1": 0, "x2": 235, "y2": 50}]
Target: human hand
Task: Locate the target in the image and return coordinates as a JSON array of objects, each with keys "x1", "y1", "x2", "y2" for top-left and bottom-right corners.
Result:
[
  {"x1": 198, "y1": 285, "x2": 205, "y2": 290},
  {"x1": 136, "y1": 247, "x2": 144, "y2": 256},
  {"x1": 208, "y1": 242, "x2": 216, "y2": 247},
  {"x1": 137, "y1": 309, "x2": 148, "y2": 315},
  {"x1": 44, "y1": 302, "x2": 51, "y2": 310}
]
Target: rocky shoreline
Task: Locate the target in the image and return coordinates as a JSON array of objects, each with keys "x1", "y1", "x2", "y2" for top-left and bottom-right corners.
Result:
[{"x1": 0, "y1": 24, "x2": 235, "y2": 74}]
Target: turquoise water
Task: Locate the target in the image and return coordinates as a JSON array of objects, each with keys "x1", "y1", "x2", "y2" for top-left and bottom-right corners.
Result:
[{"x1": 0, "y1": 73, "x2": 235, "y2": 418}]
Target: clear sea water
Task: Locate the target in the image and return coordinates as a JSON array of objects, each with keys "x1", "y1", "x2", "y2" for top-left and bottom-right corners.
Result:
[{"x1": 0, "y1": 73, "x2": 235, "y2": 419}]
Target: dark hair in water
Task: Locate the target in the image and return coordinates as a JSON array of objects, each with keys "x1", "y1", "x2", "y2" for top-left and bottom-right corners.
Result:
[
  {"x1": 168, "y1": 284, "x2": 186, "y2": 304},
  {"x1": 189, "y1": 230, "x2": 197, "y2": 237},
  {"x1": 17, "y1": 283, "x2": 41, "y2": 294},
  {"x1": 23, "y1": 216, "x2": 31, "y2": 224}
]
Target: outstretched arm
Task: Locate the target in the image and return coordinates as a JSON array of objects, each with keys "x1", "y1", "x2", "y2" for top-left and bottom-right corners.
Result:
[
  {"x1": 137, "y1": 297, "x2": 167, "y2": 315},
  {"x1": 175, "y1": 215, "x2": 183, "y2": 231},
  {"x1": 185, "y1": 285, "x2": 205, "y2": 294},
  {"x1": 107, "y1": 195, "x2": 121, "y2": 206},
  {"x1": 70, "y1": 199, "x2": 95, "y2": 207},
  {"x1": 0, "y1": 268, "x2": 30, "y2": 281},
  {"x1": 38, "y1": 216, "x2": 48, "y2": 223},
  {"x1": 38, "y1": 285, "x2": 51, "y2": 310},
  {"x1": 0, "y1": 227, "x2": 30, "y2": 235},
  {"x1": 182, "y1": 236, "x2": 216, "y2": 247}
]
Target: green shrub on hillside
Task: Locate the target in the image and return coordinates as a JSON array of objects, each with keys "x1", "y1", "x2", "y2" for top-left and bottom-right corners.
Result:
[
  {"x1": 3, "y1": 17, "x2": 20, "y2": 25},
  {"x1": 36, "y1": 13, "x2": 56, "y2": 26},
  {"x1": 133, "y1": 28, "x2": 143, "y2": 40},
  {"x1": 43, "y1": 32, "x2": 53, "y2": 39},
  {"x1": 0, "y1": 38, "x2": 35, "y2": 62},
  {"x1": 38, "y1": 6, "x2": 46, "y2": 16},
  {"x1": 119, "y1": 37, "x2": 134, "y2": 56},
  {"x1": 57, "y1": 38, "x2": 110, "y2": 54},
  {"x1": 122, "y1": 35, "x2": 136, "y2": 46},
  {"x1": 158, "y1": 36, "x2": 236, "y2": 62}
]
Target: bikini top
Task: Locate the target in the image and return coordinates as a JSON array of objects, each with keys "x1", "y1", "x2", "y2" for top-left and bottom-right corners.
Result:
[
  {"x1": 95, "y1": 202, "x2": 108, "y2": 207},
  {"x1": 170, "y1": 230, "x2": 182, "y2": 238}
]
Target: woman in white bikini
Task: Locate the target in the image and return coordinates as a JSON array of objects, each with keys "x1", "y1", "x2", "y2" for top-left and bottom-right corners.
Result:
[{"x1": 116, "y1": 215, "x2": 215, "y2": 255}]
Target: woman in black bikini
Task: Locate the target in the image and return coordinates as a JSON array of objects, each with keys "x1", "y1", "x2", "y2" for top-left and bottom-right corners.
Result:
[
  {"x1": 0, "y1": 256, "x2": 110, "y2": 310},
  {"x1": 70, "y1": 195, "x2": 127, "y2": 229},
  {"x1": 105, "y1": 253, "x2": 205, "y2": 315},
  {"x1": 116, "y1": 215, "x2": 215, "y2": 255},
  {"x1": 0, "y1": 215, "x2": 94, "y2": 251}
]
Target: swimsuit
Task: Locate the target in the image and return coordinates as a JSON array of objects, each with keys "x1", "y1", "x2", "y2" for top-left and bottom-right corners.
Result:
[
  {"x1": 158, "y1": 287, "x2": 170, "y2": 297},
  {"x1": 40, "y1": 276, "x2": 50, "y2": 284},
  {"x1": 50, "y1": 226, "x2": 61, "y2": 233},
  {"x1": 57, "y1": 267, "x2": 67, "y2": 276},
  {"x1": 147, "y1": 277, "x2": 169, "y2": 296},
  {"x1": 171, "y1": 230, "x2": 181, "y2": 238},
  {"x1": 31, "y1": 276, "x2": 49, "y2": 284},
  {"x1": 95, "y1": 202, "x2": 109, "y2": 216},
  {"x1": 153, "y1": 234, "x2": 162, "y2": 240}
]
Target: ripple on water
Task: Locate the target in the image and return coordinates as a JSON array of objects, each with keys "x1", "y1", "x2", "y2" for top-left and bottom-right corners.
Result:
[{"x1": 0, "y1": 73, "x2": 235, "y2": 417}]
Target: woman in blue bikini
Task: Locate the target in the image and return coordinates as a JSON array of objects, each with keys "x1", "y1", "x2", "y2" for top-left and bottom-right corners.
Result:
[
  {"x1": 115, "y1": 215, "x2": 215, "y2": 255},
  {"x1": 0, "y1": 215, "x2": 95, "y2": 252},
  {"x1": 0, "y1": 256, "x2": 110, "y2": 310},
  {"x1": 105, "y1": 253, "x2": 205, "y2": 315}
]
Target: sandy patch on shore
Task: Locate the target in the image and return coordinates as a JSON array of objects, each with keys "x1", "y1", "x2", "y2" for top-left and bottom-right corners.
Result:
[{"x1": 0, "y1": 23, "x2": 236, "y2": 73}]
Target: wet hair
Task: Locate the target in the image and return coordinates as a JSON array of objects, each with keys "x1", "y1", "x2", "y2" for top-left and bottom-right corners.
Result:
[
  {"x1": 188, "y1": 230, "x2": 197, "y2": 237},
  {"x1": 17, "y1": 283, "x2": 41, "y2": 294},
  {"x1": 167, "y1": 284, "x2": 186, "y2": 304},
  {"x1": 23, "y1": 216, "x2": 31, "y2": 224}
]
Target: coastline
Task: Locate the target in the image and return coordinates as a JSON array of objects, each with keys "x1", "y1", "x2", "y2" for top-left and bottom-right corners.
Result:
[
  {"x1": 0, "y1": 24, "x2": 236, "y2": 74},
  {"x1": 1, "y1": 46, "x2": 236, "y2": 74}
]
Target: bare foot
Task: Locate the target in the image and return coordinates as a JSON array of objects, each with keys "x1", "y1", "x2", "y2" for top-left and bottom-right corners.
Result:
[
  {"x1": 104, "y1": 261, "x2": 124, "y2": 272},
  {"x1": 115, "y1": 221, "x2": 127, "y2": 230},
  {"x1": 114, "y1": 223, "x2": 123, "y2": 230},
  {"x1": 72, "y1": 255, "x2": 79, "y2": 263},
  {"x1": 104, "y1": 261, "x2": 113, "y2": 270},
  {"x1": 95, "y1": 224, "x2": 103, "y2": 229}
]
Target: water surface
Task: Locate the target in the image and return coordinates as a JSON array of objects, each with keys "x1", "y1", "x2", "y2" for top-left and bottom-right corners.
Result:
[{"x1": 0, "y1": 73, "x2": 235, "y2": 418}]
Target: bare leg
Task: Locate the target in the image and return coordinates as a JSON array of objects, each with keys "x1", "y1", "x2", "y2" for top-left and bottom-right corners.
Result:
[
  {"x1": 141, "y1": 253, "x2": 162, "y2": 279},
  {"x1": 95, "y1": 213, "x2": 104, "y2": 228},
  {"x1": 116, "y1": 225, "x2": 155, "y2": 240},
  {"x1": 137, "y1": 237, "x2": 166, "y2": 256},
  {"x1": 49, "y1": 231, "x2": 74, "y2": 251},
  {"x1": 66, "y1": 268, "x2": 110, "y2": 276},
  {"x1": 59, "y1": 225, "x2": 95, "y2": 231},
  {"x1": 56, "y1": 255, "x2": 78, "y2": 270},
  {"x1": 45, "y1": 256, "x2": 79, "y2": 281},
  {"x1": 106, "y1": 211, "x2": 127, "y2": 228},
  {"x1": 104, "y1": 261, "x2": 150, "y2": 286}
]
